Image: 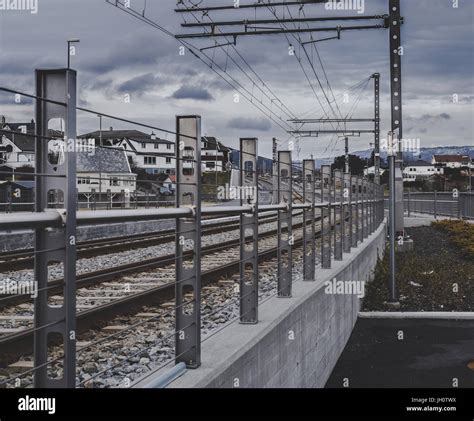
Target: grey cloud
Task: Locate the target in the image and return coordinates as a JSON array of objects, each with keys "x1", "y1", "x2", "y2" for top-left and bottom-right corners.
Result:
[
  {"x1": 117, "y1": 73, "x2": 161, "y2": 96},
  {"x1": 407, "y1": 113, "x2": 451, "y2": 123},
  {"x1": 171, "y1": 85, "x2": 214, "y2": 101},
  {"x1": 227, "y1": 117, "x2": 272, "y2": 132}
]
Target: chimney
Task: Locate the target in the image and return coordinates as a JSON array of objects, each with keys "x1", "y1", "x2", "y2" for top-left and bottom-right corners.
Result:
[
  {"x1": 109, "y1": 126, "x2": 113, "y2": 131},
  {"x1": 151, "y1": 132, "x2": 157, "y2": 140},
  {"x1": 1, "y1": 115, "x2": 5, "y2": 126}
]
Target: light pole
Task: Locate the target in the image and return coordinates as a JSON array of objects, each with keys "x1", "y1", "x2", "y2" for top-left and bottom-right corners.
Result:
[
  {"x1": 344, "y1": 136, "x2": 350, "y2": 174},
  {"x1": 67, "y1": 39, "x2": 80, "y2": 69}
]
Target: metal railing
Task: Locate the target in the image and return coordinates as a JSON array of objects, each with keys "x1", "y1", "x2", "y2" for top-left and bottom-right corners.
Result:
[
  {"x1": 0, "y1": 68, "x2": 386, "y2": 389},
  {"x1": 384, "y1": 191, "x2": 474, "y2": 220}
]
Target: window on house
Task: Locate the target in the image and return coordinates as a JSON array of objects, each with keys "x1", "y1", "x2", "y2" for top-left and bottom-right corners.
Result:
[
  {"x1": 166, "y1": 157, "x2": 171, "y2": 164},
  {"x1": 141, "y1": 143, "x2": 146, "y2": 148},
  {"x1": 166, "y1": 144, "x2": 172, "y2": 150},
  {"x1": 144, "y1": 156, "x2": 157, "y2": 165},
  {"x1": 154, "y1": 144, "x2": 159, "y2": 149},
  {"x1": 110, "y1": 177, "x2": 119, "y2": 186}
]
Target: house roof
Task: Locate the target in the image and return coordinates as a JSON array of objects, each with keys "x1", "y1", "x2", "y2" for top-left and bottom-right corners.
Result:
[
  {"x1": 202, "y1": 136, "x2": 230, "y2": 152},
  {"x1": 2, "y1": 126, "x2": 64, "y2": 152},
  {"x1": 2, "y1": 121, "x2": 35, "y2": 135},
  {"x1": 405, "y1": 160, "x2": 433, "y2": 167},
  {"x1": 79, "y1": 129, "x2": 173, "y2": 144},
  {"x1": 77, "y1": 147, "x2": 131, "y2": 173},
  {"x1": 79, "y1": 129, "x2": 149, "y2": 140},
  {"x1": 433, "y1": 154, "x2": 471, "y2": 163}
]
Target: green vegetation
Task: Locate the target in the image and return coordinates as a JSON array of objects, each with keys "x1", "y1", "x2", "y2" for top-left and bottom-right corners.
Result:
[
  {"x1": 201, "y1": 172, "x2": 231, "y2": 200},
  {"x1": 431, "y1": 219, "x2": 474, "y2": 259},
  {"x1": 363, "y1": 225, "x2": 474, "y2": 311}
]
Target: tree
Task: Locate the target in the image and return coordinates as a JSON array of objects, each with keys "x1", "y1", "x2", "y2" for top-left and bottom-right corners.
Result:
[{"x1": 331, "y1": 154, "x2": 366, "y2": 175}]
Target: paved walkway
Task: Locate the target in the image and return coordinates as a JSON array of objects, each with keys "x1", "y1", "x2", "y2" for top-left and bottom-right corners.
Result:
[{"x1": 326, "y1": 318, "x2": 474, "y2": 388}]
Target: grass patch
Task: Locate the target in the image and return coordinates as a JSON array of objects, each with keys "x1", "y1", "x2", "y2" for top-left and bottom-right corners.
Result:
[
  {"x1": 431, "y1": 220, "x2": 474, "y2": 260},
  {"x1": 363, "y1": 225, "x2": 474, "y2": 312}
]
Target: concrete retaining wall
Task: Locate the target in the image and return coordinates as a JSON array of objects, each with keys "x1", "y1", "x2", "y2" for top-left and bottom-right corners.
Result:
[
  {"x1": 136, "y1": 220, "x2": 387, "y2": 388},
  {"x1": 0, "y1": 220, "x2": 177, "y2": 252}
]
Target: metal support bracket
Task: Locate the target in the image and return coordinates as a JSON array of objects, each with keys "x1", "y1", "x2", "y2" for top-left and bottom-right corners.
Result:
[
  {"x1": 34, "y1": 69, "x2": 77, "y2": 388},
  {"x1": 321, "y1": 165, "x2": 331, "y2": 269},
  {"x1": 175, "y1": 115, "x2": 202, "y2": 368},
  {"x1": 239, "y1": 138, "x2": 259, "y2": 323},
  {"x1": 333, "y1": 169, "x2": 343, "y2": 260},
  {"x1": 358, "y1": 177, "x2": 364, "y2": 243},
  {"x1": 343, "y1": 172, "x2": 352, "y2": 253},
  {"x1": 303, "y1": 159, "x2": 315, "y2": 281},
  {"x1": 351, "y1": 175, "x2": 358, "y2": 248},
  {"x1": 277, "y1": 151, "x2": 292, "y2": 297}
]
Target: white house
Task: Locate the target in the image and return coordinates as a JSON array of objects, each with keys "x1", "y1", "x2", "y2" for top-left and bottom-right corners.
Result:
[
  {"x1": 76, "y1": 146, "x2": 137, "y2": 199},
  {"x1": 432, "y1": 154, "x2": 472, "y2": 169},
  {"x1": 0, "y1": 118, "x2": 136, "y2": 202},
  {"x1": 78, "y1": 129, "x2": 175, "y2": 175},
  {"x1": 403, "y1": 160, "x2": 443, "y2": 182},
  {"x1": 363, "y1": 166, "x2": 386, "y2": 177},
  {"x1": 201, "y1": 136, "x2": 230, "y2": 172},
  {"x1": 0, "y1": 119, "x2": 35, "y2": 168}
]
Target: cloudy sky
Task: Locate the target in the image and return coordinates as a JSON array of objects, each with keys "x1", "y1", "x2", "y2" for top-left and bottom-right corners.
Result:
[{"x1": 0, "y1": 0, "x2": 473, "y2": 160}]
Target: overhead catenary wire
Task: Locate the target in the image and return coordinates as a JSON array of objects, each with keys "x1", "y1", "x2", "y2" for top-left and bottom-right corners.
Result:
[
  {"x1": 181, "y1": 2, "x2": 298, "y2": 121},
  {"x1": 105, "y1": 0, "x2": 297, "y2": 135}
]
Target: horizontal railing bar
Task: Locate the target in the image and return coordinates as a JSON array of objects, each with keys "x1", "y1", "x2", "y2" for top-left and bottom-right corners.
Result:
[{"x1": 0, "y1": 199, "x2": 386, "y2": 231}]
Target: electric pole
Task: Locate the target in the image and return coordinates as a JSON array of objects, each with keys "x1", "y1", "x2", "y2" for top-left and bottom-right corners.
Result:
[
  {"x1": 344, "y1": 136, "x2": 350, "y2": 174},
  {"x1": 371, "y1": 73, "x2": 381, "y2": 184}
]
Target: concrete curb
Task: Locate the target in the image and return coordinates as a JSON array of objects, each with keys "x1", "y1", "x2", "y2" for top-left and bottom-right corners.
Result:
[{"x1": 359, "y1": 311, "x2": 474, "y2": 320}]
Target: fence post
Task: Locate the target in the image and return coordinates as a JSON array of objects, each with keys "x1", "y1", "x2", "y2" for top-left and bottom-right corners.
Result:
[
  {"x1": 363, "y1": 179, "x2": 369, "y2": 238},
  {"x1": 351, "y1": 175, "x2": 358, "y2": 248},
  {"x1": 434, "y1": 190, "x2": 437, "y2": 218},
  {"x1": 380, "y1": 185, "x2": 384, "y2": 224},
  {"x1": 333, "y1": 169, "x2": 343, "y2": 260},
  {"x1": 175, "y1": 115, "x2": 202, "y2": 368},
  {"x1": 358, "y1": 177, "x2": 364, "y2": 243},
  {"x1": 303, "y1": 159, "x2": 315, "y2": 281},
  {"x1": 34, "y1": 69, "x2": 77, "y2": 388},
  {"x1": 457, "y1": 192, "x2": 462, "y2": 219},
  {"x1": 343, "y1": 172, "x2": 352, "y2": 253},
  {"x1": 371, "y1": 182, "x2": 376, "y2": 233},
  {"x1": 6, "y1": 184, "x2": 12, "y2": 213},
  {"x1": 321, "y1": 165, "x2": 332, "y2": 268},
  {"x1": 239, "y1": 138, "x2": 258, "y2": 323},
  {"x1": 407, "y1": 189, "x2": 411, "y2": 217},
  {"x1": 277, "y1": 151, "x2": 293, "y2": 297}
]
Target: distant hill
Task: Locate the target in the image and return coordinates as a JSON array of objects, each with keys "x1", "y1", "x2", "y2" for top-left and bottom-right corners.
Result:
[
  {"x1": 351, "y1": 145, "x2": 474, "y2": 164},
  {"x1": 230, "y1": 146, "x2": 473, "y2": 171}
]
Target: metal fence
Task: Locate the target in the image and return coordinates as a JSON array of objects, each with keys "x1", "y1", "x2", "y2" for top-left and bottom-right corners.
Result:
[
  {"x1": 384, "y1": 191, "x2": 474, "y2": 220},
  {"x1": 0, "y1": 68, "x2": 386, "y2": 389}
]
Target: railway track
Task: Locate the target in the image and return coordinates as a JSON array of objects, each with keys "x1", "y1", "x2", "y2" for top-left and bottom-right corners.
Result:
[
  {"x1": 0, "y1": 214, "x2": 334, "y2": 366},
  {"x1": 0, "y1": 212, "x2": 287, "y2": 272}
]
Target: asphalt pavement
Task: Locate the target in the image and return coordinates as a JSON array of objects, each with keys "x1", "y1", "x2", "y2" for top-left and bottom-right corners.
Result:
[{"x1": 326, "y1": 318, "x2": 474, "y2": 388}]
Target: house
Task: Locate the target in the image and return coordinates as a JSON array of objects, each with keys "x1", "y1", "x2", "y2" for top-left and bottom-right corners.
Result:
[
  {"x1": 432, "y1": 155, "x2": 472, "y2": 169},
  {"x1": 76, "y1": 146, "x2": 137, "y2": 201},
  {"x1": 162, "y1": 175, "x2": 176, "y2": 192},
  {"x1": 0, "y1": 118, "x2": 36, "y2": 168},
  {"x1": 363, "y1": 166, "x2": 386, "y2": 177},
  {"x1": 78, "y1": 128, "x2": 175, "y2": 175},
  {"x1": 403, "y1": 160, "x2": 443, "y2": 182},
  {"x1": 201, "y1": 136, "x2": 231, "y2": 172},
  {"x1": 0, "y1": 117, "x2": 66, "y2": 169}
]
